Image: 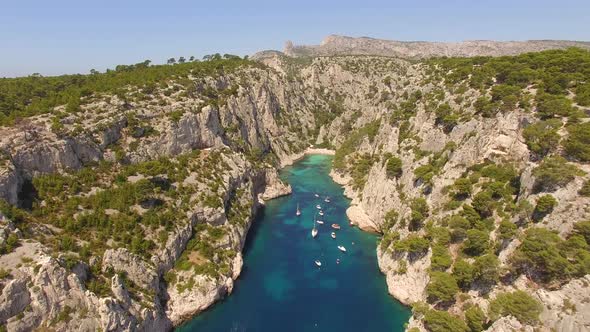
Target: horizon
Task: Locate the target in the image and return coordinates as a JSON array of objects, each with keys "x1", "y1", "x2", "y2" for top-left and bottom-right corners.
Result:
[{"x1": 2, "y1": 0, "x2": 590, "y2": 77}]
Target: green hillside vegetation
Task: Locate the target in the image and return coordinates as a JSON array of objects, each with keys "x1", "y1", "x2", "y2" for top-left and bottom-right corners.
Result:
[{"x1": 0, "y1": 55, "x2": 255, "y2": 126}]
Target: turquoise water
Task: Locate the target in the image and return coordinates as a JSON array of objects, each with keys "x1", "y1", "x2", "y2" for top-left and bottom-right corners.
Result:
[{"x1": 178, "y1": 155, "x2": 411, "y2": 331}]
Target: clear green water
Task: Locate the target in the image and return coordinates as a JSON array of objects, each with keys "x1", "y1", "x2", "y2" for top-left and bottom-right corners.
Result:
[{"x1": 178, "y1": 155, "x2": 411, "y2": 331}]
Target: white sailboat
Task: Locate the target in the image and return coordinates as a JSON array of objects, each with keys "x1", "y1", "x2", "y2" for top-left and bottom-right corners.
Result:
[
  {"x1": 338, "y1": 245, "x2": 347, "y2": 252},
  {"x1": 296, "y1": 203, "x2": 301, "y2": 216},
  {"x1": 312, "y1": 214, "x2": 318, "y2": 238}
]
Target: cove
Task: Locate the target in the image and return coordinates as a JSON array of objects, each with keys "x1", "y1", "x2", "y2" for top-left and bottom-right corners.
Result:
[{"x1": 178, "y1": 154, "x2": 411, "y2": 331}]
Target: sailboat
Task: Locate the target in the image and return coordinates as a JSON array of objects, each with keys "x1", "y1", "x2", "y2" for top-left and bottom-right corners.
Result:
[
  {"x1": 338, "y1": 245, "x2": 347, "y2": 252},
  {"x1": 312, "y1": 214, "x2": 318, "y2": 238},
  {"x1": 296, "y1": 203, "x2": 301, "y2": 216}
]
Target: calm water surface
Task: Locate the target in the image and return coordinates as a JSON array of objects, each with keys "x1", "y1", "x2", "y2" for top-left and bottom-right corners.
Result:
[{"x1": 178, "y1": 155, "x2": 410, "y2": 331}]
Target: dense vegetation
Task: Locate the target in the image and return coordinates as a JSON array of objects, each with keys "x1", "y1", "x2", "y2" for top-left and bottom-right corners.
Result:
[{"x1": 0, "y1": 55, "x2": 256, "y2": 126}]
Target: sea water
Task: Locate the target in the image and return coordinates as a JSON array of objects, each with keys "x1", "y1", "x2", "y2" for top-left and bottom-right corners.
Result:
[{"x1": 178, "y1": 154, "x2": 411, "y2": 331}]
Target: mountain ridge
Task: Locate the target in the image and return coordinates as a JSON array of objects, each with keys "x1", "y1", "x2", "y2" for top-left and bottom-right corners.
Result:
[{"x1": 280, "y1": 34, "x2": 590, "y2": 58}]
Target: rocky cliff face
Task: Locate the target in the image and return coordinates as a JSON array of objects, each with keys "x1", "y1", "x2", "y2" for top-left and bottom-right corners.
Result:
[
  {"x1": 283, "y1": 34, "x2": 590, "y2": 59},
  {"x1": 1, "y1": 47, "x2": 589, "y2": 332}
]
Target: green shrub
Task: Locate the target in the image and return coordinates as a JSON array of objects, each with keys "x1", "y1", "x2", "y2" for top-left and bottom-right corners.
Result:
[
  {"x1": 427, "y1": 272, "x2": 459, "y2": 303},
  {"x1": 532, "y1": 156, "x2": 584, "y2": 192},
  {"x1": 393, "y1": 235, "x2": 430, "y2": 256},
  {"x1": 463, "y1": 229, "x2": 490, "y2": 256},
  {"x1": 575, "y1": 83, "x2": 590, "y2": 106},
  {"x1": 471, "y1": 191, "x2": 495, "y2": 218},
  {"x1": 497, "y1": 220, "x2": 517, "y2": 241},
  {"x1": 385, "y1": 156, "x2": 403, "y2": 178},
  {"x1": 414, "y1": 164, "x2": 435, "y2": 184},
  {"x1": 473, "y1": 254, "x2": 500, "y2": 285},
  {"x1": 511, "y1": 228, "x2": 571, "y2": 282},
  {"x1": 573, "y1": 220, "x2": 590, "y2": 244},
  {"x1": 489, "y1": 290, "x2": 542, "y2": 324},
  {"x1": 434, "y1": 103, "x2": 458, "y2": 132},
  {"x1": 431, "y1": 245, "x2": 453, "y2": 271},
  {"x1": 579, "y1": 180, "x2": 590, "y2": 197},
  {"x1": 453, "y1": 178, "x2": 472, "y2": 199},
  {"x1": 564, "y1": 122, "x2": 590, "y2": 162},
  {"x1": 535, "y1": 93, "x2": 573, "y2": 119},
  {"x1": 423, "y1": 309, "x2": 469, "y2": 332},
  {"x1": 449, "y1": 215, "x2": 471, "y2": 242},
  {"x1": 465, "y1": 305, "x2": 486, "y2": 332},
  {"x1": 409, "y1": 198, "x2": 429, "y2": 230},
  {"x1": 522, "y1": 119, "x2": 561, "y2": 158},
  {"x1": 453, "y1": 259, "x2": 474, "y2": 289},
  {"x1": 533, "y1": 195, "x2": 557, "y2": 221}
]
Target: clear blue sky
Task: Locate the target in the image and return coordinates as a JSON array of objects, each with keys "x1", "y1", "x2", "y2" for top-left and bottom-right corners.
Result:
[{"x1": 1, "y1": 0, "x2": 589, "y2": 77}]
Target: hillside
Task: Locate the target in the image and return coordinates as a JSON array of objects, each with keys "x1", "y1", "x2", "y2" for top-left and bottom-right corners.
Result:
[
  {"x1": 284, "y1": 34, "x2": 590, "y2": 58},
  {"x1": 1, "y1": 47, "x2": 590, "y2": 332}
]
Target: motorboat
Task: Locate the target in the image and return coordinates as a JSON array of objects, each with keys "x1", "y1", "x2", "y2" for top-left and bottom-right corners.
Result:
[
  {"x1": 316, "y1": 204, "x2": 321, "y2": 209},
  {"x1": 331, "y1": 232, "x2": 336, "y2": 239},
  {"x1": 314, "y1": 193, "x2": 319, "y2": 198},
  {"x1": 331, "y1": 224, "x2": 341, "y2": 230},
  {"x1": 315, "y1": 260, "x2": 322, "y2": 267},
  {"x1": 312, "y1": 214, "x2": 318, "y2": 238},
  {"x1": 296, "y1": 203, "x2": 301, "y2": 216},
  {"x1": 316, "y1": 220, "x2": 324, "y2": 225},
  {"x1": 318, "y1": 211, "x2": 324, "y2": 216},
  {"x1": 324, "y1": 196, "x2": 330, "y2": 203},
  {"x1": 338, "y1": 245, "x2": 347, "y2": 252}
]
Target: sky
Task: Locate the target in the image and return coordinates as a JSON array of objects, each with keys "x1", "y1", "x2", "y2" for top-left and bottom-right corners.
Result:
[{"x1": 1, "y1": 0, "x2": 589, "y2": 77}]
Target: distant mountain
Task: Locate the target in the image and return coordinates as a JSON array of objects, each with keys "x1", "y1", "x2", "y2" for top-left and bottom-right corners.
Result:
[{"x1": 282, "y1": 34, "x2": 590, "y2": 58}]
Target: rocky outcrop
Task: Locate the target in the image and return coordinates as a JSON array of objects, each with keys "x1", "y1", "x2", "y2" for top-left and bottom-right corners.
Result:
[
  {"x1": 377, "y1": 246, "x2": 430, "y2": 305},
  {"x1": 0, "y1": 161, "x2": 20, "y2": 206},
  {"x1": 535, "y1": 275, "x2": 590, "y2": 332},
  {"x1": 260, "y1": 168, "x2": 292, "y2": 201}
]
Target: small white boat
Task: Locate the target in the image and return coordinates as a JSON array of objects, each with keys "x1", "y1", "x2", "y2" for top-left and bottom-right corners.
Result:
[
  {"x1": 312, "y1": 214, "x2": 318, "y2": 238},
  {"x1": 314, "y1": 193, "x2": 319, "y2": 198},
  {"x1": 316, "y1": 220, "x2": 324, "y2": 225},
  {"x1": 316, "y1": 204, "x2": 321, "y2": 209},
  {"x1": 315, "y1": 260, "x2": 322, "y2": 267},
  {"x1": 324, "y1": 197, "x2": 330, "y2": 203},
  {"x1": 318, "y1": 211, "x2": 324, "y2": 216},
  {"x1": 331, "y1": 223, "x2": 341, "y2": 230},
  {"x1": 296, "y1": 203, "x2": 301, "y2": 216},
  {"x1": 338, "y1": 245, "x2": 347, "y2": 252},
  {"x1": 331, "y1": 232, "x2": 336, "y2": 239},
  {"x1": 336, "y1": 259, "x2": 340, "y2": 264}
]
